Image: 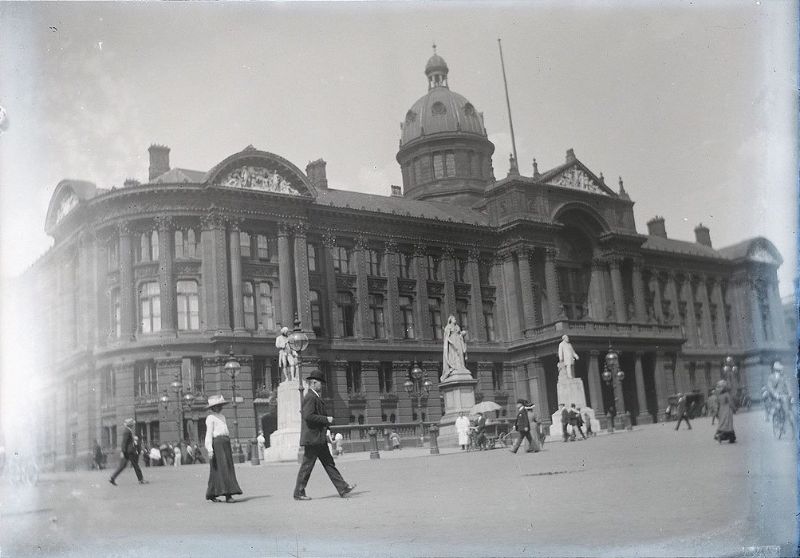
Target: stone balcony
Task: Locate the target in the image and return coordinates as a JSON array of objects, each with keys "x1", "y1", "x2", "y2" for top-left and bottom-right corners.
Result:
[{"x1": 523, "y1": 320, "x2": 685, "y2": 344}]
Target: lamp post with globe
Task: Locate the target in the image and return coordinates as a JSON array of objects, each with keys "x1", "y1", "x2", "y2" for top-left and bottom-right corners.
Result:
[
  {"x1": 404, "y1": 362, "x2": 432, "y2": 447},
  {"x1": 224, "y1": 349, "x2": 243, "y2": 463},
  {"x1": 601, "y1": 346, "x2": 627, "y2": 432},
  {"x1": 287, "y1": 315, "x2": 310, "y2": 405}
]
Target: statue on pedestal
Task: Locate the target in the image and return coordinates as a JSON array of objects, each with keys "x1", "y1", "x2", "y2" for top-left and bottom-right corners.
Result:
[
  {"x1": 441, "y1": 315, "x2": 468, "y2": 382},
  {"x1": 275, "y1": 326, "x2": 297, "y2": 381},
  {"x1": 558, "y1": 335, "x2": 579, "y2": 379}
]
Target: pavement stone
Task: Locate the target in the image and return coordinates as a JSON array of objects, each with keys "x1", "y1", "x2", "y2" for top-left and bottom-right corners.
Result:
[{"x1": 0, "y1": 410, "x2": 796, "y2": 557}]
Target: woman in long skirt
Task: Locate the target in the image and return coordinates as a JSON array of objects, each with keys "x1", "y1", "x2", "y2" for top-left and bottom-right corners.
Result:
[
  {"x1": 714, "y1": 380, "x2": 736, "y2": 444},
  {"x1": 204, "y1": 395, "x2": 243, "y2": 502}
]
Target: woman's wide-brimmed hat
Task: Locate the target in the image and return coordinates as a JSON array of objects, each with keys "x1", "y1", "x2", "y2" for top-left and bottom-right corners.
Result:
[
  {"x1": 206, "y1": 395, "x2": 228, "y2": 409},
  {"x1": 123, "y1": 417, "x2": 135, "y2": 427}
]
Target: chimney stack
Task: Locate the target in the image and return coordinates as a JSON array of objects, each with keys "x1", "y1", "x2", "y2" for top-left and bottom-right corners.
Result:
[
  {"x1": 390, "y1": 185, "x2": 402, "y2": 197},
  {"x1": 305, "y1": 159, "x2": 328, "y2": 190},
  {"x1": 566, "y1": 148, "x2": 576, "y2": 163},
  {"x1": 694, "y1": 223, "x2": 712, "y2": 247},
  {"x1": 148, "y1": 145, "x2": 170, "y2": 181},
  {"x1": 123, "y1": 178, "x2": 141, "y2": 188},
  {"x1": 647, "y1": 216, "x2": 667, "y2": 238}
]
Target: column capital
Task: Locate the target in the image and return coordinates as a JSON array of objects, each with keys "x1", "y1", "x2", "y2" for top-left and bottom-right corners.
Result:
[
  {"x1": 591, "y1": 258, "x2": 606, "y2": 269},
  {"x1": 354, "y1": 233, "x2": 368, "y2": 252},
  {"x1": 412, "y1": 242, "x2": 427, "y2": 258},
  {"x1": 292, "y1": 221, "x2": 309, "y2": 237},
  {"x1": 226, "y1": 217, "x2": 243, "y2": 232},
  {"x1": 361, "y1": 360, "x2": 380, "y2": 371},
  {"x1": 467, "y1": 245, "x2": 480, "y2": 263},
  {"x1": 442, "y1": 246, "x2": 456, "y2": 261},
  {"x1": 545, "y1": 247, "x2": 559, "y2": 260},
  {"x1": 631, "y1": 257, "x2": 644, "y2": 270},
  {"x1": 201, "y1": 212, "x2": 226, "y2": 231},
  {"x1": 116, "y1": 221, "x2": 132, "y2": 237},
  {"x1": 589, "y1": 349, "x2": 600, "y2": 356},
  {"x1": 277, "y1": 221, "x2": 292, "y2": 237},
  {"x1": 154, "y1": 215, "x2": 174, "y2": 232},
  {"x1": 607, "y1": 256, "x2": 623, "y2": 269},
  {"x1": 385, "y1": 238, "x2": 398, "y2": 254},
  {"x1": 321, "y1": 228, "x2": 336, "y2": 248}
]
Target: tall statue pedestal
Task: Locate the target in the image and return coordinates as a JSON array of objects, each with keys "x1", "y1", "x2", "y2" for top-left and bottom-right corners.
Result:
[
  {"x1": 263, "y1": 380, "x2": 304, "y2": 462},
  {"x1": 437, "y1": 369, "x2": 478, "y2": 448},
  {"x1": 548, "y1": 376, "x2": 590, "y2": 438}
]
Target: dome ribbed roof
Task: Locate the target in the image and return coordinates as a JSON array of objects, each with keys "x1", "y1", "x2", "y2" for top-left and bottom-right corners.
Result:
[
  {"x1": 400, "y1": 87, "x2": 486, "y2": 146},
  {"x1": 425, "y1": 54, "x2": 448, "y2": 75}
]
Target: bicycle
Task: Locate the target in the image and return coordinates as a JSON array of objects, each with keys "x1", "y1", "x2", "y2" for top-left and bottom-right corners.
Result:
[{"x1": 772, "y1": 405, "x2": 786, "y2": 439}]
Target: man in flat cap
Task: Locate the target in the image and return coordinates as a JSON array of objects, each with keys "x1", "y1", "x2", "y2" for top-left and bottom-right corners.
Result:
[
  {"x1": 293, "y1": 370, "x2": 356, "y2": 500},
  {"x1": 109, "y1": 418, "x2": 147, "y2": 486}
]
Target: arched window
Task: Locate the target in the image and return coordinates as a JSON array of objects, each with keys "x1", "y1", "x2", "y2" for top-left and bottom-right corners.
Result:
[
  {"x1": 243, "y1": 282, "x2": 256, "y2": 330},
  {"x1": 138, "y1": 233, "x2": 149, "y2": 262},
  {"x1": 139, "y1": 282, "x2": 161, "y2": 333},
  {"x1": 177, "y1": 281, "x2": 200, "y2": 331},
  {"x1": 150, "y1": 230, "x2": 159, "y2": 261},
  {"x1": 257, "y1": 282, "x2": 275, "y2": 331}
]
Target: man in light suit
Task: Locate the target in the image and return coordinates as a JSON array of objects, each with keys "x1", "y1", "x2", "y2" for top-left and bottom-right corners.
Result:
[
  {"x1": 109, "y1": 418, "x2": 147, "y2": 486},
  {"x1": 293, "y1": 370, "x2": 356, "y2": 500}
]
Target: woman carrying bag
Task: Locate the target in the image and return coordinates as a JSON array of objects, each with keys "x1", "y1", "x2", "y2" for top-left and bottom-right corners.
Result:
[{"x1": 204, "y1": 395, "x2": 243, "y2": 503}]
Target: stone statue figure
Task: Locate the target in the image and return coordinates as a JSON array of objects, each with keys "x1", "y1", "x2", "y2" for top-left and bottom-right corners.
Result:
[
  {"x1": 441, "y1": 316, "x2": 468, "y2": 381},
  {"x1": 558, "y1": 334, "x2": 579, "y2": 379},
  {"x1": 275, "y1": 326, "x2": 297, "y2": 381}
]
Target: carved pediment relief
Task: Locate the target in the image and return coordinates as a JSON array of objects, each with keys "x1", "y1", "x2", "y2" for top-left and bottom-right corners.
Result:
[
  {"x1": 548, "y1": 167, "x2": 607, "y2": 195},
  {"x1": 749, "y1": 245, "x2": 779, "y2": 265},
  {"x1": 221, "y1": 165, "x2": 301, "y2": 195}
]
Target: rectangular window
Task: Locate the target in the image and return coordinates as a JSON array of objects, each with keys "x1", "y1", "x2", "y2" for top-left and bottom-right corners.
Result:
[
  {"x1": 251, "y1": 356, "x2": 268, "y2": 394},
  {"x1": 137, "y1": 233, "x2": 149, "y2": 262},
  {"x1": 182, "y1": 357, "x2": 204, "y2": 393},
  {"x1": 429, "y1": 298, "x2": 443, "y2": 340},
  {"x1": 150, "y1": 231, "x2": 159, "y2": 261},
  {"x1": 433, "y1": 153, "x2": 444, "y2": 179},
  {"x1": 240, "y1": 232, "x2": 251, "y2": 258},
  {"x1": 139, "y1": 282, "x2": 161, "y2": 333},
  {"x1": 400, "y1": 296, "x2": 415, "y2": 339},
  {"x1": 427, "y1": 256, "x2": 440, "y2": 281},
  {"x1": 445, "y1": 152, "x2": 456, "y2": 177},
  {"x1": 456, "y1": 299, "x2": 469, "y2": 333},
  {"x1": 107, "y1": 238, "x2": 119, "y2": 269},
  {"x1": 398, "y1": 253, "x2": 412, "y2": 279},
  {"x1": 346, "y1": 361, "x2": 362, "y2": 394},
  {"x1": 103, "y1": 367, "x2": 116, "y2": 404},
  {"x1": 370, "y1": 294, "x2": 386, "y2": 339},
  {"x1": 110, "y1": 288, "x2": 121, "y2": 338},
  {"x1": 333, "y1": 246, "x2": 351, "y2": 274},
  {"x1": 176, "y1": 281, "x2": 200, "y2": 331},
  {"x1": 483, "y1": 301, "x2": 496, "y2": 342},
  {"x1": 310, "y1": 290, "x2": 323, "y2": 335},
  {"x1": 367, "y1": 249, "x2": 383, "y2": 276},
  {"x1": 258, "y1": 282, "x2": 275, "y2": 330},
  {"x1": 243, "y1": 281, "x2": 256, "y2": 330},
  {"x1": 338, "y1": 291, "x2": 355, "y2": 338},
  {"x1": 492, "y1": 362, "x2": 504, "y2": 391},
  {"x1": 307, "y1": 243, "x2": 317, "y2": 272},
  {"x1": 174, "y1": 231, "x2": 185, "y2": 259},
  {"x1": 134, "y1": 360, "x2": 158, "y2": 397},
  {"x1": 257, "y1": 234, "x2": 270, "y2": 260},
  {"x1": 378, "y1": 361, "x2": 393, "y2": 393},
  {"x1": 454, "y1": 258, "x2": 467, "y2": 283}
]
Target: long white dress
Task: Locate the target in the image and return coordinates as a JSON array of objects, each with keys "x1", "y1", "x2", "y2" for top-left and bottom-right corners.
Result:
[{"x1": 455, "y1": 416, "x2": 470, "y2": 446}]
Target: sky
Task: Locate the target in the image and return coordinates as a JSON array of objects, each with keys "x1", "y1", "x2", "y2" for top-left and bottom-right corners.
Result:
[{"x1": 0, "y1": 1, "x2": 797, "y2": 297}]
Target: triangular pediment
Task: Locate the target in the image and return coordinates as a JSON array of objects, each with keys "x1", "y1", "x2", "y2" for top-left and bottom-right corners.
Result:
[{"x1": 544, "y1": 164, "x2": 610, "y2": 196}]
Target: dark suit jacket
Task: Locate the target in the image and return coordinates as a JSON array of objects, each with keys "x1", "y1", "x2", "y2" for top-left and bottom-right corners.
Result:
[
  {"x1": 514, "y1": 408, "x2": 530, "y2": 432},
  {"x1": 120, "y1": 427, "x2": 138, "y2": 458},
  {"x1": 475, "y1": 415, "x2": 487, "y2": 434},
  {"x1": 300, "y1": 389, "x2": 331, "y2": 446}
]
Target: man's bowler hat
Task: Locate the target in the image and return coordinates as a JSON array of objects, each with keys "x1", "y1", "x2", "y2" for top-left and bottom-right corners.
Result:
[{"x1": 306, "y1": 370, "x2": 326, "y2": 383}]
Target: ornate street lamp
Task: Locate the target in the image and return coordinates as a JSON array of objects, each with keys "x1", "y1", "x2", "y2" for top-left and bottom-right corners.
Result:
[
  {"x1": 170, "y1": 377, "x2": 195, "y2": 441},
  {"x1": 287, "y1": 315, "x2": 310, "y2": 404},
  {"x1": 224, "y1": 348, "x2": 243, "y2": 462},
  {"x1": 722, "y1": 356, "x2": 738, "y2": 382},
  {"x1": 404, "y1": 362, "x2": 432, "y2": 446},
  {"x1": 602, "y1": 345, "x2": 627, "y2": 432}
]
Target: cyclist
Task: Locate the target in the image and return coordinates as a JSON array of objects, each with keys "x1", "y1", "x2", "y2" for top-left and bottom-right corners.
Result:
[{"x1": 766, "y1": 361, "x2": 795, "y2": 434}]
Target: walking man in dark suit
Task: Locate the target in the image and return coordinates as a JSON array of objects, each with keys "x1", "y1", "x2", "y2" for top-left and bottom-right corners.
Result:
[
  {"x1": 293, "y1": 370, "x2": 356, "y2": 500},
  {"x1": 509, "y1": 399, "x2": 535, "y2": 453},
  {"x1": 674, "y1": 393, "x2": 692, "y2": 430},
  {"x1": 109, "y1": 418, "x2": 147, "y2": 486}
]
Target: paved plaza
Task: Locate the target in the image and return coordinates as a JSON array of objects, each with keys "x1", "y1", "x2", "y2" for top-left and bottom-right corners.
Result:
[{"x1": 1, "y1": 410, "x2": 797, "y2": 557}]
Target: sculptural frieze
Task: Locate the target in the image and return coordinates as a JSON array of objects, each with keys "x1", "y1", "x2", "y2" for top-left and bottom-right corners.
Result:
[
  {"x1": 55, "y1": 192, "x2": 79, "y2": 224},
  {"x1": 551, "y1": 168, "x2": 606, "y2": 195},
  {"x1": 221, "y1": 165, "x2": 301, "y2": 195}
]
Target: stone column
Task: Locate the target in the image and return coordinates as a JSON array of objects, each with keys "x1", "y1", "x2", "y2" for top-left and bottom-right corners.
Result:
[
  {"x1": 711, "y1": 277, "x2": 730, "y2": 346},
  {"x1": 631, "y1": 259, "x2": 647, "y2": 322},
  {"x1": 228, "y1": 220, "x2": 246, "y2": 333},
  {"x1": 724, "y1": 280, "x2": 743, "y2": 347},
  {"x1": 544, "y1": 248, "x2": 562, "y2": 323},
  {"x1": 293, "y1": 223, "x2": 312, "y2": 333},
  {"x1": 353, "y1": 234, "x2": 371, "y2": 339},
  {"x1": 501, "y1": 252, "x2": 522, "y2": 338},
  {"x1": 747, "y1": 277, "x2": 763, "y2": 345},
  {"x1": 587, "y1": 258, "x2": 606, "y2": 321},
  {"x1": 412, "y1": 243, "x2": 431, "y2": 340},
  {"x1": 200, "y1": 212, "x2": 230, "y2": 334},
  {"x1": 118, "y1": 222, "x2": 135, "y2": 340},
  {"x1": 650, "y1": 272, "x2": 664, "y2": 323},
  {"x1": 697, "y1": 275, "x2": 715, "y2": 346},
  {"x1": 490, "y1": 255, "x2": 509, "y2": 341},
  {"x1": 633, "y1": 352, "x2": 651, "y2": 424},
  {"x1": 94, "y1": 231, "x2": 109, "y2": 346},
  {"x1": 680, "y1": 275, "x2": 699, "y2": 346},
  {"x1": 321, "y1": 231, "x2": 340, "y2": 337},
  {"x1": 156, "y1": 217, "x2": 176, "y2": 335},
  {"x1": 362, "y1": 361, "x2": 381, "y2": 423},
  {"x1": 466, "y1": 246, "x2": 485, "y2": 342},
  {"x1": 653, "y1": 350, "x2": 668, "y2": 422},
  {"x1": 333, "y1": 360, "x2": 350, "y2": 423},
  {"x1": 442, "y1": 247, "x2": 457, "y2": 319},
  {"x1": 517, "y1": 248, "x2": 538, "y2": 334},
  {"x1": 77, "y1": 232, "x2": 96, "y2": 349},
  {"x1": 277, "y1": 222, "x2": 294, "y2": 328},
  {"x1": 609, "y1": 257, "x2": 626, "y2": 323},
  {"x1": 385, "y1": 239, "x2": 400, "y2": 340},
  {"x1": 587, "y1": 350, "x2": 604, "y2": 414}
]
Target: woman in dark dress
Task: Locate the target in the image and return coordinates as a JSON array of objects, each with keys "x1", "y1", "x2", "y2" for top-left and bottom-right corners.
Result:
[
  {"x1": 714, "y1": 380, "x2": 736, "y2": 444},
  {"x1": 204, "y1": 395, "x2": 243, "y2": 502}
]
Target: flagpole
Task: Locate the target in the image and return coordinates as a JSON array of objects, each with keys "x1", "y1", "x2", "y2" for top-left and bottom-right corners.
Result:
[{"x1": 497, "y1": 38, "x2": 519, "y2": 167}]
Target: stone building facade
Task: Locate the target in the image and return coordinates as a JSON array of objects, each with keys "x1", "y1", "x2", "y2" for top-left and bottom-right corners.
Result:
[{"x1": 19, "y1": 52, "x2": 792, "y2": 469}]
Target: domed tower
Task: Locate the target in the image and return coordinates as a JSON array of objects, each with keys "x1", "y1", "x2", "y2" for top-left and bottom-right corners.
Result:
[{"x1": 397, "y1": 48, "x2": 495, "y2": 205}]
